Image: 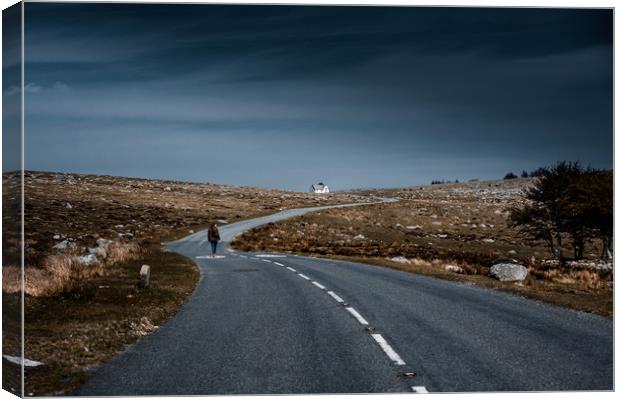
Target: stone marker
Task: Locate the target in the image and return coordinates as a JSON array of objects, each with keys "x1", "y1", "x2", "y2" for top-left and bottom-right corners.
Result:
[{"x1": 139, "y1": 265, "x2": 151, "y2": 288}]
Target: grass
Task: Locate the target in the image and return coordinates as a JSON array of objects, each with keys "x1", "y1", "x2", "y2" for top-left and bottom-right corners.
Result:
[
  {"x1": 3, "y1": 241, "x2": 143, "y2": 298},
  {"x1": 2, "y1": 243, "x2": 200, "y2": 396},
  {"x1": 232, "y1": 179, "x2": 613, "y2": 318},
  {"x1": 2, "y1": 170, "x2": 366, "y2": 395}
]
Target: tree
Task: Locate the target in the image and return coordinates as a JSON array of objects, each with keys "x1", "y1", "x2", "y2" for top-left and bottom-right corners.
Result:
[
  {"x1": 504, "y1": 172, "x2": 518, "y2": 180},
  {"x1": 521, "y1": 170, "x2": 529, "y2": 178},
  {"x1": 563, "y1": 170, "x2": 613, "y2": 259},
  {"x1": 509, "y1": 162, "x2": 613, "y2": 263}
]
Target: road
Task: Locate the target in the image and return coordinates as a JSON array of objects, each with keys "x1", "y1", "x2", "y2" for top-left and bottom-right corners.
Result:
[{"x1": 75, "y1": 202, "x2": 613, "y2": 395}]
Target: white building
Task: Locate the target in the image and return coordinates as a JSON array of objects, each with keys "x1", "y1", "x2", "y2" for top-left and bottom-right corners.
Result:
[{"x1": 311, "y1": 182, "x2": 330, "y2": 194}]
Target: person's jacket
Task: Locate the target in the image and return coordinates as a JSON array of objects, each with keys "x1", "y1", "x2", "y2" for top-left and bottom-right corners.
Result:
[{"x1": 208, "y1": 227, "x2": 220, "y2": 242}]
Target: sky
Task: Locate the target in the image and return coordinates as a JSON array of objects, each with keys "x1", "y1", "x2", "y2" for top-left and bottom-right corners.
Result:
[{"x1": 2, "y1": 3, "x2": 613, "y2": 190}]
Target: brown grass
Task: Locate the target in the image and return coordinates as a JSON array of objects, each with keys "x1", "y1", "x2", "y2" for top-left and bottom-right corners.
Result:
[
  {"x1": 233, "y1": 179, "x2": 613, "y2": 317},
  {"x1": 3, "y1": 241, "x2": 143, "y2": 297}
]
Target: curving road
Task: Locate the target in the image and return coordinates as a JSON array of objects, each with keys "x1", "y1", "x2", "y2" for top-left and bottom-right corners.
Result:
[{"x1": 75, "y1": 202, "x2": 613, "y2": 395}]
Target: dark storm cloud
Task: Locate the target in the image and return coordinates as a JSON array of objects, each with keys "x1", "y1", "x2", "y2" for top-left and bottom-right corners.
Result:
[{"x1": 17, "y1": 3, "x2": 612, "y2": 190}]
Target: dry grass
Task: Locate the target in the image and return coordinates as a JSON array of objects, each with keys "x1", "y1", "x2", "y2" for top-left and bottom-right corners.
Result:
[
  {"x1": 2, "y1": 241, "x2": 143, "y2": 297},
  {"x1": 536, "y1": 268, "x2": 606, "y2": 290},
  {"x1": 2, "y1": 170, "x2": 366, "y2": 395},
  {"x1": 233, "y1": 178, "x2": 613, "y2": 316}
]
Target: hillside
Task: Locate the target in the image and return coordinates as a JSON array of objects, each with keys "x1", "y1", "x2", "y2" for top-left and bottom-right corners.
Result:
[
  {"x1": 233, "y1": 178, "x2": 613, "y2": 316},
  {"x1": 1, "y1": 171, "x2": 366, "y2": 395}
]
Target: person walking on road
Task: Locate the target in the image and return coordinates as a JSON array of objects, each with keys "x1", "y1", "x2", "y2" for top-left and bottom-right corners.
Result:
[{"x1": 208, "y1": 223, "x2": 220, "y2": 256}]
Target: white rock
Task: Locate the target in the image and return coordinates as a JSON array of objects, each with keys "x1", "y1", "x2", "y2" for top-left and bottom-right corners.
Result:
[
  {"x1": 437, "y1": 234, "x2": 448, "y2": 238},
  {"x1": 53, "y1": 234, "x2": 61, "y2": 240},
  {"x1": 96, "y1": 238, "x2": 111, "y2": 248},
  {"x1": 490, "y1": 263, "x2": 528, "y2": 282},
  {"x1": 390, "y1": 256, "x2": 410, "y2": 264},
  {"x1": 445, "y1": 265, "x2": 463, "y2": 273},
  {"x1": 354, "y1": 234, "x2": 366, "y2": 240},
  {"x1": 482, "y1": 238, "x2": 495, "y2": 243},
  {"x1": 65, "y1": 202, "x2": 73, "y2": 209},
  {"x1": 74, "y1": 254, "x2": 98, "y2": 265},
  {"x1": 53, "y1": 240, "x2": 76, "y2": 250},
  {"x1": 217, "y1": 219, "x2": 228, "y2": 224},
  {"x1": 406, "y1": 225, "x2": 422, "y2": 230}
]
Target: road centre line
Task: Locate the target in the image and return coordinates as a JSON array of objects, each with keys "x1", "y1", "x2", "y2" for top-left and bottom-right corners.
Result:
[
  {"x1": 345, "y1": 307, "x2": 369, "y2": 325},
  {"x1": 298, "y1": 273, "x2": 311, "y2": 280},
  {"x1": 240, "y1": 255, "x2": 248, "y2": 258},
  {"x1": 261, "y1": 259, "x2": 272, "y2": 263},
  {"x1": 411, "y1": 386, "x2": 429, "y2": 393},
  {"x1": 312, "y1": 281, "x2": 326, "y2": 290},
  {"x1": 274, "y1": 262, "x2": 284, "y2": 266},
  {"x1": 371, "y1": 334, "x2": 406, "y2": 366},
  {"x1": 327, "y1": 291, "x2": 344, "y2": 303},
  {"x1": 286, "y1": 266, "x2": 297, "y2": 272}
]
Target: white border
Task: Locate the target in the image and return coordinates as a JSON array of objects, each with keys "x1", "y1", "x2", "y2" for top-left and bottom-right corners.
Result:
[{"x1": 0, "y1": 2, "x2": 616, "y2": 399}]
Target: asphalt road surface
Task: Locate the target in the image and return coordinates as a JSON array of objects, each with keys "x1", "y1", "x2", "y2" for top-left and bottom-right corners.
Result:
[{"x1": 75, "y1": 202, "x2": 613, "y2": 395}]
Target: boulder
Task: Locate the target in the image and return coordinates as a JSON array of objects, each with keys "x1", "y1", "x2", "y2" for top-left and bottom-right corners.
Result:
[
  {"x1": 53, "y1": 240, "x2": 76, "y2": 250},
  {"x1": 490, "y1": 263, "x2": 528, "y2": 282},
  {"x1": 96, "y1": 238, "x2": 111, "y2": 248},
  {"x1": 390, "y1": 256, "x2": 410, "y2": 264},
  {"x1": 74, "y1": 254, "x2": 98, "y2": 265},
  {"x1": 445, "y1": 265, "x2": 463, "y2": 273}
]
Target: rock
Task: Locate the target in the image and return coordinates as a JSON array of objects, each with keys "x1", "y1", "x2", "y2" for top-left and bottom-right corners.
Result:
[
  {"x1": 217, "y1": 219, "x2": 228, "y2": 224},
  {"x1": 96, "y1": 238, "x2": 111, "y2": 248},
  {"x1": 65, "y1": 202, "x2": 73, "y2": 209},
  {"x1": 53, "y1": 234, "x2": 61, "y2": 240},
  {"x1": 354, "y1": 234, "x2": 366, "y2": 240},
  {"x1": 406, "y1": 225, "x2": 422, "y2": 230},
  {"x1": 490, "y1": 263, "x2": 528, "y2": 282},
  {"x1": 508, "y1": 250, "x2": 517, "y2": 255},
  {"x1": 164, "y1": 186, "x2": 172, "y2": 191},
  {"x1": 53, "y1": 240, "x2": 76, "y2": 250},
  {"x1": 445, "y1": 265, "x2": 463, "y2": 273},
  {"x1": 390, "y1": 256, "x2": 410, "y2": 264},
  {"x1": 482, "y1": 238, "x2": 495, "y2": 243},
  {"x1": 139, "y1": 265, "x2": 151, "y2": 288},
  {"x1": 74, "y1": 254, "x2": 98, "y2": 265}
]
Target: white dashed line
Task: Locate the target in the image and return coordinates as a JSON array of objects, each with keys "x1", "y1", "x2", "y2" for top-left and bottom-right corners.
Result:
[
  {"x1": 298, "y1": 273, "x2": 311, "y2": 280},
  {"x1": 251, "y1": 257, "x2": 260, "y2": 260},
  {"x1": 312, "y1": 281, "x2": 326, "y2": 290},
  {"x1": 274, "y1": 262, "x2": 285, "y2": 267},
  {"x1": 327, "y1": 291, "x2": 344, "y2": 303},
  {"x1": 286, "y1": 266, "x2": 297, "y2": 272},
  {"x1": 371, "y1": 334, "x2": 406, "y2": 366},
  {"x1": 411, "y1": 386, "x2": 429, "y2": 393},
  {"x1": 240, "y1": 255, "x2": 248, "y2": 258},
  {"x1": 345, "y1": 307, "x2": 369, "y2": 325},
  {"x1": 261, "y1": 259, "x2": 272, "y2": 263}
]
